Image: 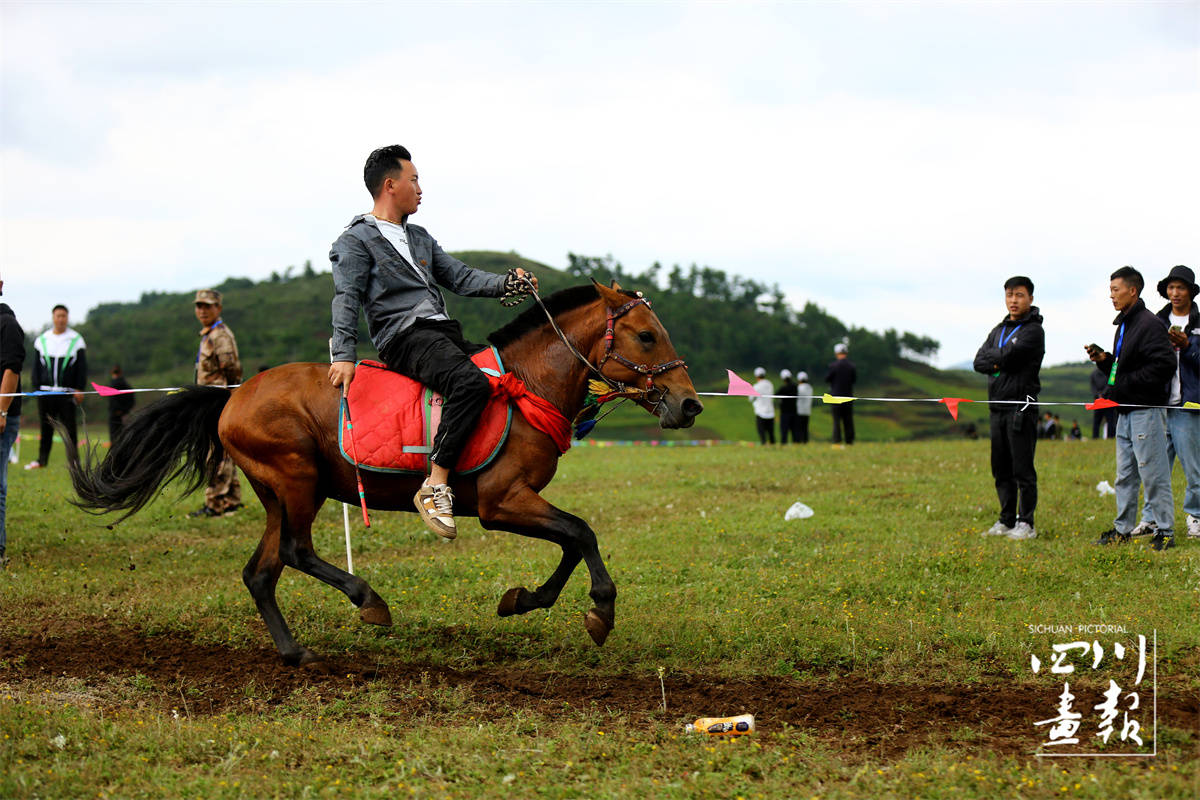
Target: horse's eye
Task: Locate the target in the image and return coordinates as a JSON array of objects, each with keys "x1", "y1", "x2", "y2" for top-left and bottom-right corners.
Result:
[{"x1": 637, "y1": 331, "x2": 655, "y2": 345}]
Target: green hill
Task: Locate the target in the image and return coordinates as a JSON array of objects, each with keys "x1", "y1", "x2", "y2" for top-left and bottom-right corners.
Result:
[{"x1": 30, "y1": 251, "x2": 1099, "y2": 442}]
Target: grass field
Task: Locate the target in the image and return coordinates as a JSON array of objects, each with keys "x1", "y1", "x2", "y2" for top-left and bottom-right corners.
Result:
[{"x1": 1, "y1": 435, "x2": 1197, "y2": 798}]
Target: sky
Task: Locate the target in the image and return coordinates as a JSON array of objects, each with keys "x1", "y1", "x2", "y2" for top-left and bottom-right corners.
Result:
[{"x1": 2, "y1": 1, "x2": 1197, "y2": 374}]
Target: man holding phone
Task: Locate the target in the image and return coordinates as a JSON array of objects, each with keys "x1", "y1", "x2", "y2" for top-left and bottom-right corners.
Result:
[{"x1": 1087, "y1": 266, "x2": 1178, "y2": 550}]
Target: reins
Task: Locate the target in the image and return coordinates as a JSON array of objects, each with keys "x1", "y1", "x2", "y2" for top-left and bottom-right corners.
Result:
[{"x1": 515, "y1": 277, "x2": 687, "y2": 436}]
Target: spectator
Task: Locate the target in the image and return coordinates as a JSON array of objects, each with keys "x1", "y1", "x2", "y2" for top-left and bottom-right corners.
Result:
[
  {"x1": 26, "y1": 304, "x2": 86, "y2": 470},
  {"x1": 0, "y1": 279, "x2": 25, "y2": 567},
  {"x1": 1038, "y1": 412, "x2": 1058, "y2": 440},
  {"x1": 1068, "y1": 421, "x2": 1082, "y2": 440},
  {"x1": 189, "y1": 289, "x2": 244, "y2": 518},
  {"x1": 1088, "y1": 266, "x2": 1178, "y2": 550},
  {"x1": 795, "y1": 370, "x2": 813, "y2": 444},
  {"x1": 825, "y1": 344, "x2": 856, "y2": 445},
  {"x1": 973, "y1": 275, "x2": 1044, "y2": 540},
  {"x1": 107, "y1": 364, "x2": 135, "y2": 444},
  {"x1": 750, "y1": 367, "x2": 775, "y2": 444},
  {"x1": 1130, "y1": 266, "x2": 1199, "y2": 540},
  {"x1": 1090, "y1": 368, "x2": 1116, "y2": 439},
  {"x1": 777, "y1": 369, "x2": 800, "y2": 444}
]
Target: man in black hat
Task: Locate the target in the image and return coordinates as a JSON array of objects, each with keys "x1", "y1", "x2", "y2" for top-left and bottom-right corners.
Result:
[
  {"x1": 1088, "y1": 266, "x2": 1178, "y2": 550},
  {"x1": 1128, "y1": 266, "x2": 1200, "y2": 540}
]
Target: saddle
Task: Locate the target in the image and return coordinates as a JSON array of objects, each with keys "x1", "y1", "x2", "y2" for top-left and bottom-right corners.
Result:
[{"x1": 339, "y1": 347, "x2": 571, "y2": 474}]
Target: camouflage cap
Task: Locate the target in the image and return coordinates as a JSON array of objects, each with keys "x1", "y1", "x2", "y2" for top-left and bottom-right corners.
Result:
[{"x1": 194, "y1": 289, "x2": 222, "y2": 305}]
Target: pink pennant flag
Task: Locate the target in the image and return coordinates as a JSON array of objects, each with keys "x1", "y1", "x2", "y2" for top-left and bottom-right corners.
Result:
[
  {"x1": 726, "y1": 369, "x2": 759, "y2": 396},
  {"x1": 1085, "y1": 397, "x2": 1119, "y2": 410},
  {"x1": 940, "y1": 397, "x2": 973, "y2": 421},
  {"x1": 91, "y1": 382, "x2": 127, "y2": 397}
]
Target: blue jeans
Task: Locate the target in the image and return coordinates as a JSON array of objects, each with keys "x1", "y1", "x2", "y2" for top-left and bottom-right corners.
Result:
[
  {"x1": 0, "y1": 415, "x2": 20, "y2": 555},
  {"x1": 1141, "y1": 407, "x2": 1200, "y2": 523},
  {"x1": 1114, "y1": 409, "x2": 1174, "y2": 535}
]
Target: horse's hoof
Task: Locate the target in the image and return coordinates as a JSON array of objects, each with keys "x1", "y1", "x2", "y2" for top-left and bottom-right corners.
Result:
[
  {"x1": 497, "y1": 587, "x2": 529, "y2": 617},
  {"x1": 583, "y1": 609, "x2": 613, "y2": 646},
  {"x1": 360, "y1": 601, "x2": 393, "y2": 627}
]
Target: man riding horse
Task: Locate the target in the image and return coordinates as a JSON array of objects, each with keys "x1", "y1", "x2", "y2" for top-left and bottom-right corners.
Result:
[{"x1": 328, "y1": 145, "x2": 537, "y2": 540}]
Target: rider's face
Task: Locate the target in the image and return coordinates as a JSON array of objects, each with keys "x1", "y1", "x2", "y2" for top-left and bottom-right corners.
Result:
[{"x1": 388, "y1": 160, "x2": 422, "y2": 218}]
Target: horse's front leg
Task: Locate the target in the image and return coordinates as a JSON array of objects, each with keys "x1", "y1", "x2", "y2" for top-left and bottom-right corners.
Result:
[{"x1": 479, "y1": 487, "x2": 616, "y2": 645}]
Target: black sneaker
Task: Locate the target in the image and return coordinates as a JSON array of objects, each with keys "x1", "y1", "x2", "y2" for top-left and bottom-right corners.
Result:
[
  {"x1": 1095, "y1": 528, "x2": 1130, "y2": 545},
  {"x1": 1150, "y1": 532, "x2": 1175, "y2": 551},
  {"x1": 187, "y1": 506, "x2": 221, "y2": 519}
]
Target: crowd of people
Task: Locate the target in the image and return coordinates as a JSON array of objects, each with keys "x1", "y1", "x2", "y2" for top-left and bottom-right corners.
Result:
[{"x1": 1, "y1": 147, "x2": 1196, "y2": 564}]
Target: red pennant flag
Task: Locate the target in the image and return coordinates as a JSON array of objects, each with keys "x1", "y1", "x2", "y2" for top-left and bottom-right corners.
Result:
[
  {"x1": 1085, "y1": 398, "x2": 1119, "y2": 410},
  {"x1": 940, "y1": 397, "x2": 973, "y2": 421},
  {"x1": 91, "y1": 381, "x2": 126, "y2": 397},
  {"x1": 725, "y1": 369, "x2": 759, "y2": 396}
]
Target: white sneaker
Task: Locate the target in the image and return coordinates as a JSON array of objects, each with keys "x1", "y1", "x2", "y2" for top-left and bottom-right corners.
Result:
[
  {"x1": 1186, "y1": 515, "x2": 1200, "y2": 540},
  {"x1": 23, "y1": 460, "x2": 41, "y2": 471},
  {"x1": 982, "y1": 521, "x2": 1013, "y2": 537},
  {"x1": 1008, "y1": 521, "x2": 1037, "y2": 540},
  {"x1": 1129, "y1": 520, "x2": 1156, "y2": 537}
]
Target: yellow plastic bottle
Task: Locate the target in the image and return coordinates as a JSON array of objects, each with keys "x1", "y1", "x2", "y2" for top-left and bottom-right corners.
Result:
[{"x1": 684, "y1": 714, "x2": 755, "y2": 735}]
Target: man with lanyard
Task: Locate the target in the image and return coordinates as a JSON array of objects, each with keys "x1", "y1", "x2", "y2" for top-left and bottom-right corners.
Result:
[
  {"x1": 328, "y1": 145, "x2": 536, "y2": 540},
  {"x1": 26, "y1": 304, "x2": 87, "y2": 470},
  {"x1": 1127, "y1": 265, "x2": 1200, "y2": 540},
  {"x1": 973, "y1": 276, "x2": 1044, "y2": 540},
  {"x1": 1088, "y1": 266, "x2": 1178, "y2": 550},
  {"x1": 190, "y1": 289, "x2": 244, "y2": 518}
]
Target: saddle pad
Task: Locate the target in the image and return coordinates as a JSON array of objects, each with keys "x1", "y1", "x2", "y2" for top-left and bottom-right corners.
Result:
[{"x1": 339, "y1": 347, "x2": 511, "y2": 474}]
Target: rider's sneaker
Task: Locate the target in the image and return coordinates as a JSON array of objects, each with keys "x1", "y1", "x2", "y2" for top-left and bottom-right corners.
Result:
[
  {"x1": 414, "y1": 483, "x2": 457, "y2": 540},
  {"x1": 1150, "y1": 531, "x2": 1176, "y2": 551},
  {"x1": 1129, "y1": 520, "x2": 1156, "y2": 538},
  {"x1": 1186, "y1": 515, "x2": 1200, "y2": 540},
  {"x1": 981, "y1": 521, "x2": 1013, "y2": 537},
  {"x1": 23, "y1": 461, "x2": 41, "y2": 471},
  {"x1": 1095, "y1": 528, "x2": 1130, "y2": 546},
  {"x1": 1008, "y1": 521, "x2": 1037, "y2": 540}
]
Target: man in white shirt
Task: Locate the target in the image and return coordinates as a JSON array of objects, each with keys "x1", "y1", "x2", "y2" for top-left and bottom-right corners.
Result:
[
  {"x1": 749, "y1": 366, "x2": 775, "y2": 444},
  {"x1": 26, "y1": 305, "x2": 87, "y2": 470}
]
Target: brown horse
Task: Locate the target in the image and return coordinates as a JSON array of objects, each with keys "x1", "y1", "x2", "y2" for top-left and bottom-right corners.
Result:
[{"x1": 65, "y1": 281, "x2": 702, "y2": 666}]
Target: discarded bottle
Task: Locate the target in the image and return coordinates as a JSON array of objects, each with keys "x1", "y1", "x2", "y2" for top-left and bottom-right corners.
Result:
[{"x1": 685, "y1": 714, "x2": 755, "y2": 736}]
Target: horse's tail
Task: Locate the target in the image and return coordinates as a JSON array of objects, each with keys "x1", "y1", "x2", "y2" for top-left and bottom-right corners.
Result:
[{"x1": 62, "y1": 386, "x2": 232, "y2": 522}]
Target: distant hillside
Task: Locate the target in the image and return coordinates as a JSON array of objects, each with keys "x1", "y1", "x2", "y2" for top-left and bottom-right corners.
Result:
[{"x1": 27, "y1": 251, "x2": 1098, "y2": 441}]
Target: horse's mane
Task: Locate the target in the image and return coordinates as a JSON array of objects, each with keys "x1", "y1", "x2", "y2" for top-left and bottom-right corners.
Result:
[{"x1": 487, "y1": 283, "x2": 638, "y2": 349}]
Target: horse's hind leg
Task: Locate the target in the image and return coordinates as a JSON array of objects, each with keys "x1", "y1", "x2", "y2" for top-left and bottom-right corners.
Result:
[
  {"x1": 242, "y1": 487, "x2": 322, "y2": 666},
  {"x1": 274, "y1": 483, "x2": 392, "y2": 627},
  {"x1": 480, "y1": 488, "x2": 616, "y2": 646}
]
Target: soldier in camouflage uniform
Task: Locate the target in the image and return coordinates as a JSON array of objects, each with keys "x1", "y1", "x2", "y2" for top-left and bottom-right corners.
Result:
[{"x1": 189, "y1": 289, "x2": 244, "y2": 518}]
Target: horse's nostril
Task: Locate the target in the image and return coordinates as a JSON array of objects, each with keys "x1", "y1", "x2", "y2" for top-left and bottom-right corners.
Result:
[{"x1": 682, "y1": 398, "x2": 704, "y2": 417}]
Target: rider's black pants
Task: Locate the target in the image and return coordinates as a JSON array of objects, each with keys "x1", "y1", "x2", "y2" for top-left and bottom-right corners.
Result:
[{"x1": 379, "y1": 320, "x2": 491, "y2": 472}]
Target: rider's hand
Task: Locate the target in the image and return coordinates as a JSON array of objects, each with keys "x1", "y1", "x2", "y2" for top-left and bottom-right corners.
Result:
[
  {"x1": 328, "y1": 361, "x2": 356, "y2": 392},
  {"x1": 514, "y1": 268, "x2": 537, "y2": 291}
]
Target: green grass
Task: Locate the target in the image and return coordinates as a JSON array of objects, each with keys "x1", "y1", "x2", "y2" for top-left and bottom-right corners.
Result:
[{"x1": 2, "y1": 438, "x2": 1196, "y2": 798}]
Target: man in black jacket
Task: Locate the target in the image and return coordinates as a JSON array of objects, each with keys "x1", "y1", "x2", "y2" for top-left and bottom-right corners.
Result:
[
  {"x1": 0, "y1": 281, "x2": 25, "y2": 567},
  {"x1": 1088, "y1": 266, "x2": 1178, "y2": 550},
  {"x1": 974, "y1": 276, "x2": 1044, "y2": 540},
  {"x1": 825, "y1": 344, "x2": 856, "y2": 445}
]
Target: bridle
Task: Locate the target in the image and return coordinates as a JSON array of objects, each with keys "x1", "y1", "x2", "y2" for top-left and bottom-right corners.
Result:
[{"x1": 520, "y1": 278, "x2": 687, "y2": 422}]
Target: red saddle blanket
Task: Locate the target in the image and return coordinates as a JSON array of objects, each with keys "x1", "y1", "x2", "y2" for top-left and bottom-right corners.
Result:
[{"x1": 339, "y1": 347, "x2": 571, "y2": 474}]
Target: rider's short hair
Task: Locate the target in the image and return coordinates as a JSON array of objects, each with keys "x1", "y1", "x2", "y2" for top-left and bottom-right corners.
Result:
[
  {"x1": 1004, "y1": 276, "x2": 1033, "y2": 294},
  {"x1": 364, "y1": 145, "x2": 413, "y2": 198}
]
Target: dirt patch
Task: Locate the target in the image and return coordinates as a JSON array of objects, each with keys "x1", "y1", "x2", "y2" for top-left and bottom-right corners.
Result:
[{"x1": 3, "y1": 619, "x2": 1195, "y2": 761}]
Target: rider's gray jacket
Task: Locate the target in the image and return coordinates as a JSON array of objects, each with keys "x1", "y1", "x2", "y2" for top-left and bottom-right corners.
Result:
[{"x1": 329, "y1": 214, "x2": 506, "y2": 362}]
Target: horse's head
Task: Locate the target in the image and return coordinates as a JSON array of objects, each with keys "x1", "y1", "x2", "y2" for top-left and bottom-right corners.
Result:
[{"x1": 591, "y1": 280, "x2": 704, "y2": 429}]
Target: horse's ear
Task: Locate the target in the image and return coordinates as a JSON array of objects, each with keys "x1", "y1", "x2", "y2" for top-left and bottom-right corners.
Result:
[
  {"x1": 592, "y1": 280, "x2": 628, "y2": 307},
  {"x1": 609, "y1": 279, "x2": 623, "y2": 291}
]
